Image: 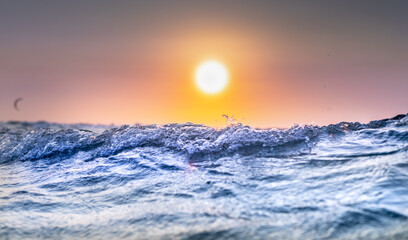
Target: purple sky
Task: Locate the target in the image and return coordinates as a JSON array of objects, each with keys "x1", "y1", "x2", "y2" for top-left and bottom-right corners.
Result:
[{"x1": 1, "y1": 0, "x2": 407, "y2": 127}]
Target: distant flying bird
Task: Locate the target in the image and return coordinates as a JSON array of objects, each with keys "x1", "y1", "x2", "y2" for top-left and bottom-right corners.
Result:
[{"x1": 13, "y1": 97, "x2": 23, "y2": 111}]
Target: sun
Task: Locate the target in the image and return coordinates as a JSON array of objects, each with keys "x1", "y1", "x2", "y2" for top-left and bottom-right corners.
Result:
[{"x1": 195, "y1": 60, "x2": 228, "y2": 94}]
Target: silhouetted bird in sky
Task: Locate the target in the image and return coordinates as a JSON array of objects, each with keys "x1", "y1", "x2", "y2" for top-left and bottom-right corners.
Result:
[{"x1": 13, "y1": 97, "x2": 23, "y2": 111}]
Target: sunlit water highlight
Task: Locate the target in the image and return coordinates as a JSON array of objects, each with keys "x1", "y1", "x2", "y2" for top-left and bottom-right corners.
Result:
[{"x1": 1, "y1": 114, "x2": 408, "y2": 239}]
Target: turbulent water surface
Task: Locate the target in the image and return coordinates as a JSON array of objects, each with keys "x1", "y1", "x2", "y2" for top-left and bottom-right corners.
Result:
[{"x1": 1, "y1": 114, "x2": 408, "y2": 239}]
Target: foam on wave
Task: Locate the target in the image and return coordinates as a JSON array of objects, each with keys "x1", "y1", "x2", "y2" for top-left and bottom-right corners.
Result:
[{"x1": 1, "y1": 114, "x2": 407, "y2": 163}]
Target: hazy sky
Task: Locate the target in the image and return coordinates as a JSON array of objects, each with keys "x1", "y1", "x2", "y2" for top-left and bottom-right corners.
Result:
[{"x1": 1, "y1": 0, "x2": 407, "y2": 128}]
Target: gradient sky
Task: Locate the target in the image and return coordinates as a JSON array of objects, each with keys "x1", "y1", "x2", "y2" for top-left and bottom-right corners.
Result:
[{"x1": 1, "y1": 0, "x2": 407, "y2": 128}]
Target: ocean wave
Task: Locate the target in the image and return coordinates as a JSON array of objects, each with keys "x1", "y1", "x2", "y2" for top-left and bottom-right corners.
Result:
[
  {"x1": 1, "y1": 113, "x2": 407, "y2": 163},
  {"x1": 1, "y1": 114, "x2": 408, "y2": 239}
]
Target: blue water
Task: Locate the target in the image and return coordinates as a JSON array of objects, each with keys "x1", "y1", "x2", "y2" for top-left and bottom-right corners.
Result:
[{"x1": 1, "y1": 114, "x2": 408, "y2": 239}]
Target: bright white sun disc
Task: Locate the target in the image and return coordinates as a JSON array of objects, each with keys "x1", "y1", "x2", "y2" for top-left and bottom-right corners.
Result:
[{"x1": 195, "y1": 61, "x2": 228, "y2": 94}]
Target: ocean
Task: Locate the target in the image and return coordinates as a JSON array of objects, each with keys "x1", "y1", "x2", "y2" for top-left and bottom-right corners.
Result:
[{"x1": 1, "y1": 114, "x2": 408, "y2": 239}]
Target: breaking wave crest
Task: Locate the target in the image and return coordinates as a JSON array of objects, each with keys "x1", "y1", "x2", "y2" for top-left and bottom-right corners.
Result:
[{"x1": 1, "y1": 114, "x2": 408, "y2": 163}]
